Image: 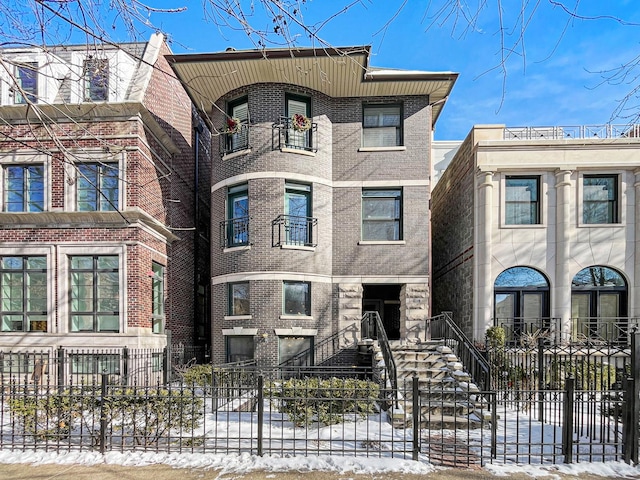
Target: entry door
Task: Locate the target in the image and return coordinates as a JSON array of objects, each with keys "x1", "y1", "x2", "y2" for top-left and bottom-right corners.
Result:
[{"x1": 285, "y1": 184, "x2": 310, "y2": 245}]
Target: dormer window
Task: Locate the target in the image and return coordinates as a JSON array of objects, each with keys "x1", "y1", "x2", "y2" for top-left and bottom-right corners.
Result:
[
  {"x1": 84, "y1": 58, "x2": 109, "y2": 101},
  {"x1": 14, "y1": 62, "x2": 38, "y2": 104}
]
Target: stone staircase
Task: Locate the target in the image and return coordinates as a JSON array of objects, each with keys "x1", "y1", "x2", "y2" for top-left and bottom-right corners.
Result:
[{"x1": 375, "y1": 340, "x2": 490, "y2": 429}]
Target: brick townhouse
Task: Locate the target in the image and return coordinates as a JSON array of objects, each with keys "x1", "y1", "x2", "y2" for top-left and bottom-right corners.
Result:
[
  {"x1": 169, "y1": 46, "x2": 457, "y2": 365},
  {"x1": 432, "y1": 124, "x2": 640, "y2": 345},
  {"x1": 0, "y1": 34, "x2": 211, "y2": 373}
]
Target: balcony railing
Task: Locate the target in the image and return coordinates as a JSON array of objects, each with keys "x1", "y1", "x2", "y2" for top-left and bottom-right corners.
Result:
[
  {"x1": 271, "y1": 214, "x2": 317, "y2": 247},
  {"x1": 493, "y1": 316, "x2": 639, "y2": 346},
  {"x1": 272, "y1": 116, "x2": 318, "y2": 152},
  {"x1": 493, "y1": 317, "x2": 561, "y2": 345},
  {"x1": 219, "y1": 216, "x2": 250, "y2": 248},
  {"x1": 504, "y1": 124, "x2": 640, "y2": 140},
  {"x1": 570, "y1": 317, "x2": 638, "y2": 345},
  {"x1": 219, "y1": 121, "x2": 250, "y2": 156}
]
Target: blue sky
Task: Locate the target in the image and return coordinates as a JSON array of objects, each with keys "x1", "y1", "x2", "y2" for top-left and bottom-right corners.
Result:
[{"x1": 10, "y1": 0, "x2": 640, "y2": 140}]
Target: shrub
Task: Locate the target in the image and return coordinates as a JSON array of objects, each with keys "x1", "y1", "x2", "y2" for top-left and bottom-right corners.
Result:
[
  {"x1": 267, "y1": 377, "x2": 379, "y2": 427},
  {"x1": 9, "y1": 386, "x2": 203, "y2": 445}
]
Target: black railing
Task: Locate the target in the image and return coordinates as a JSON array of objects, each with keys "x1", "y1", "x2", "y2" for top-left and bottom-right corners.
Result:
[
  {"x1": 430, "y1": 312, "x2": 491, "y2": 391},
  {"x1": 219, "y1": 120, "x2": 250, "y2": 155},
  {"x1": 272, "y1": 116, "x2": 318, "y2": 152},
  {"x1": 220, "y1": 216, "x2": 250, "y2": 248},
  {"x1": 271, "y1": 214, "x2": 317, "y2": 247},
  {"x1": 570, "y1": 317, "x2": 638, "y2": 345},
  {"x1": 278, "y1": 325, "x2": 359, "y2": 368},
  {"x1": 492, "y1": 317, "x2": 560, "y2": 345},
  {"x1": 362, "y1": 311, "x2": 398, "y2": 404}
]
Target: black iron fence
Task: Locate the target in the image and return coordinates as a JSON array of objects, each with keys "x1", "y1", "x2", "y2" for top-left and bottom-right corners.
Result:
[{"x1": 0, "y1": 365, "x2": 635, "y2": 466}]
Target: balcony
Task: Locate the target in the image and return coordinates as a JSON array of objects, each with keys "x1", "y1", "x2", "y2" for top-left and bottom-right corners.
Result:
[
  {"x1": 570, "y1": 317, "x2": 638, "y2": 346},
  {"x1": 219, "y1": 121, "x2": 250, "y2": 156},
  {"x1": 272, "y1": 116, "x2": 318, "y2": 153},
  {"x1": 493, "y1": 316, "x2": 639, "y2": 346},
  {"x1": 272, "y1": 214, "x2": 317, "y2": 248},
  {"x1": 503, "y1": 124, "x2": 640, "y2": 140},
  {"x1": 220, "y1": 216, "x2": 250, "y2": 248},
  {"x1": 492, "y1": 317, "x2": 560, "y2": 346}
]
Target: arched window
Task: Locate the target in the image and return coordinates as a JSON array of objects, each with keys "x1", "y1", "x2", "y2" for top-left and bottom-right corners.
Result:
[
  {"x1": 494, "y1": 267, "x2": 550, "y2": 343},
  {"x1": 571, "y1": 266, "x2": 627, "y2": 343}
]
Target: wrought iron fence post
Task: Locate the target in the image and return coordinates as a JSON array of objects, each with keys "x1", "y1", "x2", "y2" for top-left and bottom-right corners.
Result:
[
  {"x1": 625, "y1": 332, "x2": 640, "y2": 464},
  {"x1": 122, "y1": 346, "x2": 129, "y2": 386},
  {"x1": 162, "y1": 345, "x2": 170, "y2": 386},
  {"x1": 100, "y1": 373, "x2": 108, "y2": 454},
  {"x1": 491, "y1": 392, "x2": 497, "y2": 459},
  {"x1": 257, "y1": 374, "x2": 264, "y2": 457},
  {"x1": 412, "y1": 375, "x2": 419, "y2": 461},
  {"x1": 562, "y1": 376, "x2": 575, "y2": 463},
  {"x1": 537, "y1": 336, "x2": 545, "y2": 423},
  {"x1": 56, "y1": 346, "x2": 65, "y2": 393}
]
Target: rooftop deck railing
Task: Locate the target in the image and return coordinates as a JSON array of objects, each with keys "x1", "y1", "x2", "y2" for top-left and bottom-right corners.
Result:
[{"x1": 504, "y1": 124, "x2": 640, "y2": 140}]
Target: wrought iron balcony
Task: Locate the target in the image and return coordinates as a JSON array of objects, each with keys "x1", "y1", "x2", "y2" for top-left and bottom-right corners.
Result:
[
  {"x1": 219, "y1": 121, "x2": 250, "y2": 156},
  {"x1": 492, "y1": 317, "x2": 560, "y2": 346},
  {"x1": 271, "y1": 214, "x2": 317, "y2": 247},
  {"x1": 220, "y1": 216, "x2": 250, "y2": 248},
  {"x1": 570, "y1": 317, "x2": 638, "y2": 346},
  {"x1": 272, "y1": 116, "x2": 318, "y2": 152}
]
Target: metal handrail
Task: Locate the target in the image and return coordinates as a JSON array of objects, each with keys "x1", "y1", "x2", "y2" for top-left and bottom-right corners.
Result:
[
  {"x1": 219, "y1": 120, "x2": 250, "y2": 155},
  {"x1": 278, "y1": 324, "x2": 357, "y2": 367},
  {"x1": 430, "y1": 312, "x2": 491, "y2": 391},
  {"x1": 362, "y1": 311, "x2": 398, "y2": 402}
]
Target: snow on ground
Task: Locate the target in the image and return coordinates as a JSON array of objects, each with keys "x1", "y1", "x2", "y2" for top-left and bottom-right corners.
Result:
[{"x1": 0, "y1": 449, "x2": 639, "y2": 478}]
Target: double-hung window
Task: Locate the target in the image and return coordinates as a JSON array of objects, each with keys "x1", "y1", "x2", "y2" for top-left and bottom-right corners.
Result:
[
  {"x1": 283, "y1": 281, "x2": 310, "y2": 316},
  {"x1": 77, "y1": 162, "x2": 119, "y2": 211},
  {"x1": 225, "y1": 184, "x2": 249, "y2": 247},
  {"x1": 4, "y1": 165, "x2": 44, "y2": 212},
  {"x1": 70, "y1": 255, "x2": 119, "y2": 332},
  {"x1": 362, "y1": 189, "x2": 402, "y2": 241},
  {"x1": 151, "y1": 262, "x2": 165, "y2": 334},
  {"x1": 14, "y1": 62, "x2": 38, "y2": 104},
  {"x1": 84, "y1": 58, "x2": 109, "y2": 101},
  {"x1": 0, "y1": 256, "x2": 47, "y2": 332},
  {"x1": 228, "y1": 281, "x2": 250, "y2": 316},
  {"x1": 362, "y1": 104, "x2": 402, "y2": 147},
  {"x1": 583, "y1": 174, "x2": 619, "y2": 224},
  {"x1": 505, "y1": 176, "x2": 540, "y2": 225}
]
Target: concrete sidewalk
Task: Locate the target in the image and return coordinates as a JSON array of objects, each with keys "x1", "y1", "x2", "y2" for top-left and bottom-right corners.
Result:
[{"x1": 0, "y1": 463, "x2": 634, "y2": 480}]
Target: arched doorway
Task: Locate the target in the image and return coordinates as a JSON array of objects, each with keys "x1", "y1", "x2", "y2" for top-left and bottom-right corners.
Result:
[
  {"x1": 494, "y1": 267, "x2": 550, "y2": 344},
  {"x1": 571, "y1": 266, "x2": 627, "y2": 343}
]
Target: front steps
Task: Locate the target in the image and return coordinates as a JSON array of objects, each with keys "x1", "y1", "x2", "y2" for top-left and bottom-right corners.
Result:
[{"x1": 375, "y1": 341, "x2": 490, "y2": 429}]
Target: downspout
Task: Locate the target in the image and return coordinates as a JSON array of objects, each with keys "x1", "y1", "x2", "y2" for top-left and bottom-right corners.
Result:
[{"x1": 193, "y1": 123, "x2": 203, "y2": 347}]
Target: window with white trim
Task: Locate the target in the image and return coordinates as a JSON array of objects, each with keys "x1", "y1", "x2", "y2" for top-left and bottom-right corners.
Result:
[
  {"x1": 76, "y1": 162, "x2": 119, "y2": 211},
  {"x1": 14, "y1": 62, "x2": 38, "y2": 104},
  {"x1": 84, "y1": 58, "x2": 109, "y2": 101},
  {"x1": 505, "y1": 176, "x2": 540, "y2": 225},
  {"x1": 70, "y1": 255, "x2": 119, "y2": 332},
  {"x1": 151, "y1": 262, "x2": 165, "y2": 334},
  {"x1": 4, "y1": 165, "x2": 44, "y2": 212},
  {"x1": 582, "y1": 174, "x2": 619, "y2": 224},
  {"x1": 0, "y1": 256, "x2": 47, "y2": 332}
]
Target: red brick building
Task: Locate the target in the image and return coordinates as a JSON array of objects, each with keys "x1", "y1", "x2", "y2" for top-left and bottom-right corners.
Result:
[{"x1": 0, "y1": 34, "x2": 211, "y2": 366}]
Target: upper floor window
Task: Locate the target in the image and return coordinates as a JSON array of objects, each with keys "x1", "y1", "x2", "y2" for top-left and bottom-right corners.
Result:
[
  {"x1": 362, "y1": 104, "x2": 402, "y2": 147},
  {"x1": 224, "y1": 96, "x2": 249, "y2": 154},
  {"x1": 283, "y1": 281, "x2": 310, "y2": 316},
  {"x1": 4, "y1": 165, "x2": 44, "y2": 212},
  {"x1": 70, "y1": 255, "x2": 119, "y2": 332},
  {"x1": 362, "y1": 189, "x2": 402, "y2": 241},
  {"x1": 505, "y1": 176, "x2": 540, "y2": 225},
  {"x1": 77, "y1": 163, "x2": 119, "y2": 211},
  {"x1": 583, "y1": 174, "x2": 618, "y2": 224},
  {"x1": 84, "y1": 58, "x2": 109, "y2": 101},
  {"x1": 0, "y1": 256, "x2": 47, "y2": 332},
  {"x1": 151, "y1": 262, "x2": 165, "y2": 334},
  {"x1": 228, "y1": 281, "x2": 250, "y2": 316},
  {"x1": 14, "y1": 62, "x2": 38, "y2": 104},
  {"x1": 285, "y1": 94, "x2": 312, "y2": 150},
  {"x1": 223, "y1": 184, "x2": 249, "y2": 247}
]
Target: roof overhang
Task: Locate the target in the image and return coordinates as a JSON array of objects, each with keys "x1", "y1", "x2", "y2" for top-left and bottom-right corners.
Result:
[{"x1": 167, "y1": 46, "x2": 457, "y2": 126}]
